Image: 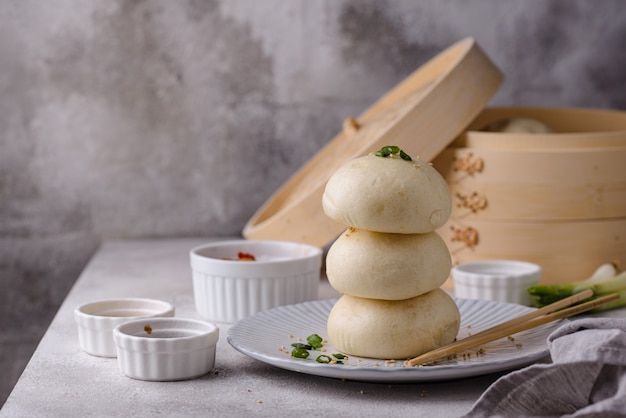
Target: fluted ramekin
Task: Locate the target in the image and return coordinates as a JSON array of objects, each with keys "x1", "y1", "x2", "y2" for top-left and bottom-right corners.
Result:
[
  {"x1": 74, "y1": 298, "x2": 175, "y2": 357},
  {"x1": 452, "y1": 260, "x2": 542, "y2": 306},
  {"x1": 113, "y1": 317, "x2": 219, "y2": 381},
  {"x1": 190, "y1": 240, "x2": 323, "y2": 323}
]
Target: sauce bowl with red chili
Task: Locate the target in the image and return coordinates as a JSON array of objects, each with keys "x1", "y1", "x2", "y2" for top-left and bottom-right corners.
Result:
[{"x1": 190, "y1": 240, "x2": 323, "y2": 323}]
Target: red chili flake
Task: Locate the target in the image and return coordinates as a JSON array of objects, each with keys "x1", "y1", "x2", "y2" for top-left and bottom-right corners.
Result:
[
  {"x1": 222, "y1": 251, "x2": 257, "y2": 261},
  {"x1": 237, "y1": 252, "x2": 256, "y2": 261}
]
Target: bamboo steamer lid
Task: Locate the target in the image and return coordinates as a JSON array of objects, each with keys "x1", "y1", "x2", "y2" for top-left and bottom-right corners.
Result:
[{"x1": 243, "y1": 38, "x2": 503, "y2": 247}]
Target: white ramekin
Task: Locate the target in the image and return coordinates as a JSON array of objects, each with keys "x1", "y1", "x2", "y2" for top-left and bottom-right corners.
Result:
[
  {"x1": 452, "y1": 260, "x2": 542, "y2": 306},
  {"x1": 113, "y1": 317, "x2": 219, "y2": 381},
  {"x1": 190, "y1": 240, "x2": 323, "y2": 323},
  {"x1": 74, "y1": 298, "x2": 175, "y2": 357}
]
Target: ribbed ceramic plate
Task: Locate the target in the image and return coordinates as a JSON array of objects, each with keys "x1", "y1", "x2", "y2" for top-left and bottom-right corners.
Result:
[{"x1": 228, "y1": 298, "x2": 558, "y2": 383}]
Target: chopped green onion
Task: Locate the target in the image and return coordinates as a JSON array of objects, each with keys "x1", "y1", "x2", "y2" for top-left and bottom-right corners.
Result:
[
  {"x1": 291, "y1": 347, "x2": 310, "y2": 359},
  {"x1": 375, "y1": 149, "x2": 390, "y2": 157},
  {"x1": 286, "y1": 334, "x2": 349, "y2": 364},
  {"x1": 291, "y1": 343, "x2": 312, "y2": 350},
  {"x1": 374, "y1": 145, "x2": 412, "y2": 161},
  {"x1": 316, "y1": 355, "x2": 332, "y2": 364},
  {"x1": 307, "y1": 334, "x2": 324, "y2": 350}
]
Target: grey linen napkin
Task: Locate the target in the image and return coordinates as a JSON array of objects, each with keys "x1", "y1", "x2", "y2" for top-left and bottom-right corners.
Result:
[{"x1": 462, "y1": 318, "x2": 626, "y2": 418}]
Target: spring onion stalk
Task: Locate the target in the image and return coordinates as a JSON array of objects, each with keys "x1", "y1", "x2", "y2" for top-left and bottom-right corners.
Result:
[{"x1": 527, "y1": 264, "x2": 626, "y2": 312}]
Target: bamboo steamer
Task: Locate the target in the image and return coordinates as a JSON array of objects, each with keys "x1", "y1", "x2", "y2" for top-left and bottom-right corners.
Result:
[
  {"x1": 432, "y1": 107, "x2": 626, "y2": 284},
  {"x1": 243, "y1": 37, "x2": 626, "y2": 286}
]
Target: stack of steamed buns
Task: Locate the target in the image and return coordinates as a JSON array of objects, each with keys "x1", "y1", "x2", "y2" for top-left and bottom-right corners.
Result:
[{"x1": 322, "y1": 147, "x2": 460, "y2": 360}]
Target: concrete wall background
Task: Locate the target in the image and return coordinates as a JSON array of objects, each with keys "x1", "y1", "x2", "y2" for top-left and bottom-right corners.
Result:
[{"x1": 1, "y1": 0, "x2": 625, "y2": 405}]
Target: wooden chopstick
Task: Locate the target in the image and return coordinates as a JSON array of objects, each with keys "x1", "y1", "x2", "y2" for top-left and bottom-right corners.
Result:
[
  {"x1": 404, "y1": 290, "x2": 618, "y2": 367},
  {"x1": 459, "y1": 288, "x2": 594, "y2": 341}
]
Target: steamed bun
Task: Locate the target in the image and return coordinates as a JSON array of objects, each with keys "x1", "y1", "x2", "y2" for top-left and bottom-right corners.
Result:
[
  {"x1": 326, "y1": 228, "x2": 451, "y2": 300},
  {"x1": 327, "y1": 289, "x2": 460, "y2": 359},
  {"x1": 322, "y1": 154, "x2": 451, "y2": 234}
]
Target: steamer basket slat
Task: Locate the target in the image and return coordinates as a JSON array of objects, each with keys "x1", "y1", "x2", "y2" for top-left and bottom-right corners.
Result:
[{"x1": 432, "y1": 147, "x2": 626, "y2": 221}]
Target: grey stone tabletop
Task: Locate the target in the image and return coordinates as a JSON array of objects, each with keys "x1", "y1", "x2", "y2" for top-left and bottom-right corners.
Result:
[{"x1": 0, "y1": 238, "x2": 532, "y2": 417}]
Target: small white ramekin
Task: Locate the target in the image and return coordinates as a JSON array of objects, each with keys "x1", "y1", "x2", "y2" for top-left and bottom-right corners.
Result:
[
  {"x1": 113, "y1": 317, "x2": 219, "y2": 381},
  {"x1": 74, "y1": 298, "x2": 175, "y2": 357},
  {"x1": 452, "y1": 260, "x2": 542, "y2": 306},
  {"x1": 190, "y1": 240, "x2": 323, "y2": 323}
]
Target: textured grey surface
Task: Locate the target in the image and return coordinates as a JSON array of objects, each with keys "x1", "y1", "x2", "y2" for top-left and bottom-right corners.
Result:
[{"x1": 1, "y1": 0, "x2": 626, "y2": 406}]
